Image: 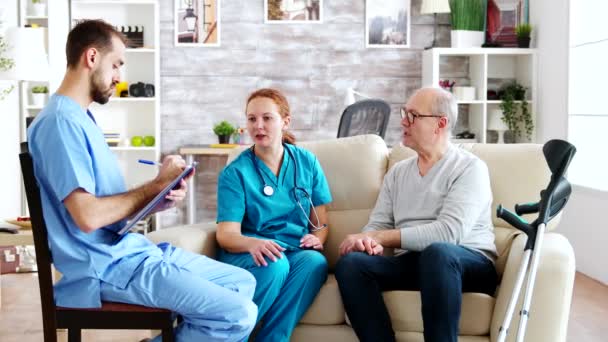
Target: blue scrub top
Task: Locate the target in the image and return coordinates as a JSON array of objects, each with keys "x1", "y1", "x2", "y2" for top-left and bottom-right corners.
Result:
[
  {"x1": 27, "y1": 94, "x2": 161, "y2": 308},
  {"x1": 217, "y1": 144, "x2": 332, "y2": 250}
]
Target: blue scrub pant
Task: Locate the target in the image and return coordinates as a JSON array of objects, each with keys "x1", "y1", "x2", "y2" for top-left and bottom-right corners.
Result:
[
  {"x1": 335, "y1": 242, "x2": 497, "y2": 342},
  {"x1": 219, "y1": 249, "x2": 328, "y2": 342},
  {"x1": 100, "y1": 245, "x2": 258, "y2": 342}
]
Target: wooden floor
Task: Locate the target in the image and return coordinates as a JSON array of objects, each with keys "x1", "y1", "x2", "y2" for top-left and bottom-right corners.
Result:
[{"x1": 0, "y1": 272, "x2": 606, "y2": 341}]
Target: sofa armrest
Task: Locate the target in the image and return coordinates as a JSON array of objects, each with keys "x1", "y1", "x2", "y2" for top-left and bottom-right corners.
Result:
[
  {"x1": 491, "y1": 233, "x2": 575, "y2": 342},
  {"x1": 146, "y1": 222, "x2": 218, "y2": 258}
]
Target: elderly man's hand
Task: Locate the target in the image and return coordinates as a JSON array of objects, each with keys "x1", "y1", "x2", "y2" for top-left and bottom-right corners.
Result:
[{"x1": 339, "y1": 233, "x2": 383, "y2": 256}]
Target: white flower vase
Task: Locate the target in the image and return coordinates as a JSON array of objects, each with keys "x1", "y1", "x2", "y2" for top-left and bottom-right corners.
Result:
[
  {"x1": 31, "y1": 93, "x2": 46, "y2": 107},
  {"x1": 451, "y1": 30, "x2": 485, "y2": 48}
]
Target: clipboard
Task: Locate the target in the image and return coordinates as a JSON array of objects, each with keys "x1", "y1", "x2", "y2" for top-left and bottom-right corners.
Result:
[{"x1": 117, "y1": 162, "x2": 198, "y2": 235}]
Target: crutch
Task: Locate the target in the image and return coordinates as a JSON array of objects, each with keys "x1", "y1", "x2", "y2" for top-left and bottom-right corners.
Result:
[{"x1": 496, "y1": 139, "x2": 576, "y2": 342}]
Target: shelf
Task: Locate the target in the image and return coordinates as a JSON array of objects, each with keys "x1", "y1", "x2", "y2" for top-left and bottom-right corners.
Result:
[
  {"x1": 428, "y1": 47, "x2": 537, "y2": 56},
  {"x1": 486, "y1": 100, "x2": 533, "y2": 104},
  {"x1": 72, "y1": 0, "x2": 157, "y2": 5},
  {"x1": 25, "y1": 16, "x2": 48, "y2": 20},
  {"x1": 126, "y1": 48, "x2": 155, "y2": 53},
  {"x1": 25, "y1": 105, "x2": 44, "y2": 110},
  {"x1": 110, "y1": 146, "x2": 156, "y2": 151},
  {"x1": 109, "y1": 97, "x2": 155, "y2": 102},
  {"x1": 457, "y1": 100, "x2": 485, "y2": 104}
]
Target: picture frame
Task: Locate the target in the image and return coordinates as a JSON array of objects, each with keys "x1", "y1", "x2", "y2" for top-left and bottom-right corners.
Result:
[
  {"x1": 486, "y1": 0, "x2": 528, "y2": 47},
  {"x1": 174, "y1": 0, "x2": 220, "y2": 47},
  {"x1": 264, "y1": 0, "x2": 323, "y2": 24},
  {"x1": 365, "y1": 0, "x2": 411, "y2": 49}
]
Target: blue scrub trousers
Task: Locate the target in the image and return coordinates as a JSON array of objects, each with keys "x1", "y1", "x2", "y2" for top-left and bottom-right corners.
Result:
[
  {"x1": 100, "y1": 245, "x2": 258, "y2": 342},
  {"x1": 219, "y1": 249, "x2": 328, "y2": 342},
  {"x1": 335, "y1": 242, "x2": 497, "y2": 342}
]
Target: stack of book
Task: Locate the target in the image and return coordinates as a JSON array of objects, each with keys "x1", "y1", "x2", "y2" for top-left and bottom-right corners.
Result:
[{"x1": 104, "y1": 132, "x2": 121, "y2": 147}]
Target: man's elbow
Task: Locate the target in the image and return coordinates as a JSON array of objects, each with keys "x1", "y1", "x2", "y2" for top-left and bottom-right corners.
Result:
[{"x1": 71, "y1": 213, "x2": 99, "y2": 233}]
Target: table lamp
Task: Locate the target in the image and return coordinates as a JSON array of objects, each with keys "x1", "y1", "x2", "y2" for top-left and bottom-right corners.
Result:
[
  {"x1": 344, "y1": 87, "x2": 370, "y2": 107},
  {"x1": 420, "y1": 0, "x2": 451, "y2": 49},
  {"x1": 488, "y1": 108, "x2": 509, "y2": 144}
]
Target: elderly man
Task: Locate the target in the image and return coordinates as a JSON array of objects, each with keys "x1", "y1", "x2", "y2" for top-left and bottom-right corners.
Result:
[{"x1": 335, "y1": 87, "x2": 498, "y2": 342}]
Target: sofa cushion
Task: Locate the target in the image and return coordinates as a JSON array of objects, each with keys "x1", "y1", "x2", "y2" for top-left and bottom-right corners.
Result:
[
  {"x1": 301, "y1": 135, "x2": 390, "y2": 269},
  {"x1": 383, "y1": 291, "x2": 495, "y2": 335},
  {"x1": 298, "y1": 135, "x2": 389, "y2": 213},
  {"x1": 300, "y1": 274, "x2": 495, "y2": 336},
  {"x1": 300, "y1": 274, "x2": 345, "y2": 325}
]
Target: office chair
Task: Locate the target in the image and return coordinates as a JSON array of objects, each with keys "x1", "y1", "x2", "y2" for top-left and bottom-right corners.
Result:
[
  {"x1": 337, "y1": 99, "x2": 391, "y2": 139},
  {"x1": 19, "y1": 145, "x2": 175, "y2": 342}
]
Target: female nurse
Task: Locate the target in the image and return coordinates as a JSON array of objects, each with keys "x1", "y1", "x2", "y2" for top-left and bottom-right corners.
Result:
[{"x1": 216, "y1": 88, "x2": 332, "y2": 342}]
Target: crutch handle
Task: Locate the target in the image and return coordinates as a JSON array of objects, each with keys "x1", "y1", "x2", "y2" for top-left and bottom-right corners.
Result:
[
  {"x1": 497, "y1": 205, "x2": 531, "y2": 234},
  {"x1": 515, "y1": 202, "x2": 539, "y2": 215}
]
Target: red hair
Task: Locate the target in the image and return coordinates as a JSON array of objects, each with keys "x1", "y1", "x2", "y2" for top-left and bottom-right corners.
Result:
[{"x1": 246, "y1": 88, "x2": 296, "y2": 145}]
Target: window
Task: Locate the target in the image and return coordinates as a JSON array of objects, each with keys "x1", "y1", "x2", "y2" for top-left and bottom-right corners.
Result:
[{"x1": 568, "y1": 1, "x2": 608, "y2": 191}]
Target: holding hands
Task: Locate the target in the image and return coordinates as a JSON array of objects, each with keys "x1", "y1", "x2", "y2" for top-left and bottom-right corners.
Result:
[
  {"x1": 248, "y1": 239, "x2": 286, "y2": 267},
  {"x1": 339, "y1": 233, "x2": 383, "y2": 256}
]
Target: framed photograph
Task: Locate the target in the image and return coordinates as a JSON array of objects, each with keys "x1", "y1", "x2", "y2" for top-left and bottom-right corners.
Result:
[
  {"x1": 174, "y1": 0, "x2": 220, "y2": 47},
  {"x1": 264, "y1": 0, "x2": 323, "y2": 24},
  {"x1": 486, "y1": 0, "x2": 530, "y2": 47},
  {"x1": 365, "y1": 0, "x2": 411, "y2": 48}
]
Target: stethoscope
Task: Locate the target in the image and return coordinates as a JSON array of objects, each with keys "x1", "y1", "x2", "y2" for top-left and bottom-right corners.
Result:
[{"x1": 250, "y1": 144, "x2": 326, "y2": 232}]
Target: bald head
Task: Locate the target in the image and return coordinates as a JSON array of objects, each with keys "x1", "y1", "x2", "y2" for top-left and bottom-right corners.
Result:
[{"x1": 409, "y1": 87, "x2": 458, "y2": 135}]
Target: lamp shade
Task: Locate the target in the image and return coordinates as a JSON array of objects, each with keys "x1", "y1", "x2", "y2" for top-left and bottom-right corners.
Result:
[
  {"x1": 0, "y1": 27, "x2": 49, "y2": 81},
  {"x1": 488, "y1": 109, "x2": 509, "y2": 131},
  {"x1": 344, "y1": 87, "x2": 356, "y2": 106},
  {"x1": 420, "y1": 0, "x2": 451, "y2": 14},
  {"x1": 344, "y1": 87, "x2": 371, "y2": 107}
]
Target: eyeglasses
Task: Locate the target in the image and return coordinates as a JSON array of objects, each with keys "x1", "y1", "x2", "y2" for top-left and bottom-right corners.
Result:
[{"x1": 400, "y1": 107, "x2": 444, "y2": 125}]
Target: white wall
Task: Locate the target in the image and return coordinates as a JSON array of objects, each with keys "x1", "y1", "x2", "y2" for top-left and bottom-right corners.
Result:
[
  {"x1": 531, "y1": 0, "x2": 569, "y2": 143},
  {"x1": 558, "y1": 186, "x2": 608, "y2": 284},
  {"x1": 0, "y1": 80, "x2": 22, "y2": 220},
  {"x1": 0, "y1": 0, "x2": 23, "y2": 219},
  {"x1": 531, "y1": 0, "x2": 608, "y2": 285}
]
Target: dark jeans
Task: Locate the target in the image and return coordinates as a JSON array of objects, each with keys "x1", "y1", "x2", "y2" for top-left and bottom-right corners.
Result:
[{"x1": 335, "y1": 242, "x2": 497, "y2": 342}]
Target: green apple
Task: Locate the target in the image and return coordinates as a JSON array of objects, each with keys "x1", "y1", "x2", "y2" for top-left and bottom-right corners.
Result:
[
  {"x1": 143, "y1": 136, "x2": 156, "y2": 147},
  {"x1": 131, "y1": 136, "x2": 143, "y2": 147}
]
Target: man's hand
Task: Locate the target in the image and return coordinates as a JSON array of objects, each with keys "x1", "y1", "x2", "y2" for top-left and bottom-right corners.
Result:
[
  {"x1": 155, "y1": 155, "x2": 188, "y2": 189},
  {"x1": 339, "y1": 233, "x2": 383, "y2": 256},
  {"x1": 248, "y1": 239, "x2": 286, "y2": 267},
  {"x1": 300, "y1": 234, "x2": 324, "y2": 250}
]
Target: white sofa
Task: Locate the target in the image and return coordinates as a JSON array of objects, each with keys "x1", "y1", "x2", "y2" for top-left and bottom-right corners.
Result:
[{"x1": 148, "y1": 134, "x2": 576, "y2": 342}]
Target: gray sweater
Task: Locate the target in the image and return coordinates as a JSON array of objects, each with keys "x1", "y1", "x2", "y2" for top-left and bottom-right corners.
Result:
[{"x1": 364, "y1": 144, "x2": 497, "y2": 261}]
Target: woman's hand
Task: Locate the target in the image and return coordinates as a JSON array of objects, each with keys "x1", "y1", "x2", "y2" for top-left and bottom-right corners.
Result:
[
  {"x1": 300, "y1": 234, "x2": 323, "y2": 250},
  {"x1": 248, "y1": 239, "x2": 286, "y2": 267}
]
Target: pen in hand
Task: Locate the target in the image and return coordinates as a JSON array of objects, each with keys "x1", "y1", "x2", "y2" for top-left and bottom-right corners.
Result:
[{"x1": 138, "y1": 159, "x2": 162, "y2": 166}]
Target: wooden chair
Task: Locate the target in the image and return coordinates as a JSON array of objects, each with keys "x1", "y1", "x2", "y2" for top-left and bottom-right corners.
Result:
[{"x1": 19, "y1": 148, "x2": 175, "y2": 342}]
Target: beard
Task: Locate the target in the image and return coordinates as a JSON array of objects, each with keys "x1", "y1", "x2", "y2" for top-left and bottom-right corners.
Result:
[{"x1": 90, "y1": 68, "x2": 114, "y2": 105}]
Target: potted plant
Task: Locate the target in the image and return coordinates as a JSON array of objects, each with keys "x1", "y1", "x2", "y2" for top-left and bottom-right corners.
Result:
[
  {"x1": 448, "y1": 0, "x2": 486, "y2": 48},
  {"x1": 498, "y1": 81, "x2": 534, "y2": 142},
  {"x1": 30, "y1": 0, "x2": 47, "y2": 17},
  {"x1": 515, "y1": 23, "x2": 532, "y2": 48},
  {"x1": 30, "y1": 85, "x2": 48, "y2": 107},
  {"x1": 213, "y1": 121, "x2": 236, "y2": 144}
]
